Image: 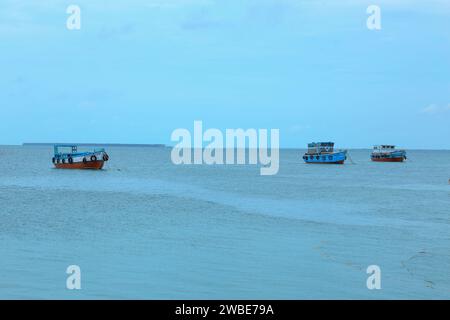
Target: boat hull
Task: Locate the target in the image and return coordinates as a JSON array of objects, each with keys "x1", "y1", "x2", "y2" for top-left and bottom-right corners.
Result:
[
  {"x1": 305, "y1": 160, "x2": 345, "y2": 164},
  {"x1": 371, "y1": 157, "x2": 404, "y2": 162},
  {"x1": 54, "y1": 160, "x2": 105, "y2": 170},
  {"x1": 371, "y1": 150, "x2": 406, "y2": 162},
  {"x1": 303, "y1": 151, "x2": 347, "y2": 164}
]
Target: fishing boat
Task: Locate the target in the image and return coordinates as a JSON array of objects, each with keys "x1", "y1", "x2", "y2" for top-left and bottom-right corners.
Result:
[
  {"x1": 371, "y1": 145, "x2": 406, "y2": 162},
  {"x1": 52, "y1": 145, "x2": 109, "y2": 169},
  {"x1": 302, "y1": 142, "x2": 347, "y2": 164}
]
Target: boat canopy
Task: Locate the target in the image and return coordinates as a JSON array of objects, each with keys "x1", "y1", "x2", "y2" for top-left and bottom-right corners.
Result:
[
  {"x1": 308, "y1": 142, "x2": 334, "y2": 148},
  {"x1": 54, "y1": 145, "x2": 78, "y2": 155},
  {"x1": 307, "y1": 142, "x2": 335, "y2": 154},
  {"x1": 374, "y1": 145, "x2": 395, "y2": 150},
  {"x1": 53, "y1": 145, "x2": 106, "y2": 157}
]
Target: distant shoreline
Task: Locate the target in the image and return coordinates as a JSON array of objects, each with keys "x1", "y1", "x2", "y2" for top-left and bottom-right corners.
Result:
[
  {"x1": 0, "y1": 144, "x2": 445, "y2": 151},
  {"x1": 22, "y1": 143, "x2": 166, "y2": 147}
]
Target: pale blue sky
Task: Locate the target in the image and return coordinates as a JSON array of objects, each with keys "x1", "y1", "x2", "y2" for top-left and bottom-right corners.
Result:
[{"x1": 1, "y1": 0, "x2": 449, "y2": 148}]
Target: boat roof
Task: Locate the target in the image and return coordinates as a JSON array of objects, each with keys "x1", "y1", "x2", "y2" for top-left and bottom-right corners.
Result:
[
  {"x1": 374, "y1": 145, "x2": 395, "y2": 148},
  {"x1": 308, "y1": 142, "x2": 334, "y2": 146},
  {"x1": 54, "y1": 144, "x2": 78, "y2": 148}
]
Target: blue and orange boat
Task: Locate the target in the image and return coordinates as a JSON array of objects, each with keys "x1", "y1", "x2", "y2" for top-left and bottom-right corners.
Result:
[
  {"x1": 302, "y1": 142, "x2": 347, "y2": 164},
  {"x1": 371, "y1": 145, "x2": 406, "y2": 162},
  {"x1": 52, "y1": 145, "x2": 109, "y2": 169}
]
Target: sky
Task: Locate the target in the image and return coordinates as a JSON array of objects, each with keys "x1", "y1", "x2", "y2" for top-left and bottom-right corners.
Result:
[{"x1": 0, "y1": 0, "x2": 449, "y2": 148}]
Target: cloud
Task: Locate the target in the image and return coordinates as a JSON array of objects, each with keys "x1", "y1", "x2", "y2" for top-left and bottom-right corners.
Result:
[
  {"x1": 181, "y1": 18, "x2": 223, "y2": 30},
  {"x1": 143, "y1": 0, "x2": 215, "y2": 9},
  {"x1": 245, "y1": 0, "x2": 290, "y2": 27},
  {"x1": 180, "y1": 6, "x2": 225, "y2": 30},
  {"x1": 97, "y1": 23, "x2": 136, "y2": 39},
  {"x1": 420, "y1": 104, "x2": 450, "y2": 115},
  {"x1": 289, "y1": 124, "x2": 311, "y2": 133}
]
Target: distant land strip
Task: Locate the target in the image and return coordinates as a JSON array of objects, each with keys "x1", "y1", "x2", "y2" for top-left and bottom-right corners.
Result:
[{"x1": 23, "y1": 143, "x2": 166, "y2": 147}]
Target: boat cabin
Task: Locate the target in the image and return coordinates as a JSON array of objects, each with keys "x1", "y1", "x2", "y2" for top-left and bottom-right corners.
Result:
[
  {"x1": 54, "y1": 144, "x2": 78, "y2": 156},
  {"x1": 53, "y1": 145, "x2": 106, "y2": 160},
  {"x1": 373, "y1": 145, "x2": 396, "y2": 152},
  {"x1": 307, "y1": 142, "x2": 334, "y2": 154}
]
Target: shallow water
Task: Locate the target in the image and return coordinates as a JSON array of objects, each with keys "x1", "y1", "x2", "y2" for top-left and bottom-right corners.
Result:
[{"x1": 0, "y1": 146, "x2": 449, "y2": 299}]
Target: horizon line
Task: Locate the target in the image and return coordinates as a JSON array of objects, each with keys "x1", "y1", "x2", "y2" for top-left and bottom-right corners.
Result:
[{"x1": 1, "y1": 142, "x2": 447, "y2": 151}]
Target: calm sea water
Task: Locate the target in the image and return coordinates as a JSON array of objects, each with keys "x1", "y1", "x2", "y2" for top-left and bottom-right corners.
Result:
[{"x1": 0, "y1": 146, "x2": 449, "y2": 299}]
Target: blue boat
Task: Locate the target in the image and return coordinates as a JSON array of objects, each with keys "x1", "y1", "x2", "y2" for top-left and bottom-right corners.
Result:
[{"x1": 302, "y1": 142, "x2": 347, "y2": 164}]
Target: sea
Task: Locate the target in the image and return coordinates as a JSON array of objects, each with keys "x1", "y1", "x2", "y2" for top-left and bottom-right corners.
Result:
[{"x1": 0, "y1": 145, "x2": 449, "y2": 299}]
